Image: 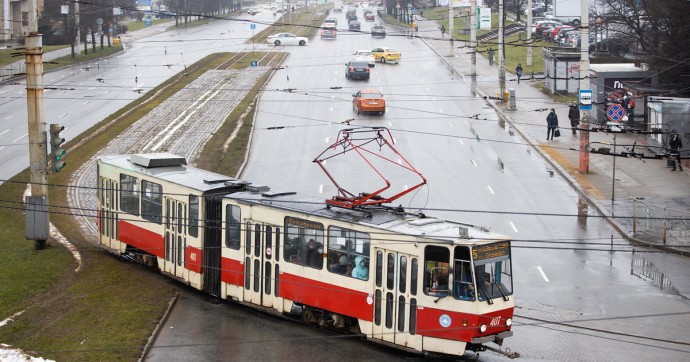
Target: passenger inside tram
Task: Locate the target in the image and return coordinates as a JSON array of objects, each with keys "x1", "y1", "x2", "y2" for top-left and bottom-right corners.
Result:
[{"x1": 352, "y1": 256, "x2": 368, "y2": 280}]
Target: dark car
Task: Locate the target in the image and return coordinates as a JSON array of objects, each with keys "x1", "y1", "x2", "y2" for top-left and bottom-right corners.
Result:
[
  {"x1": 345, "y1": 61, "x2": 370, "y2": 80},
  {"x1": 371, "y1": 24, "x2": 386, "y2": 38},
  {"x1": 349, "y1": 20, "x2": 361, "y2": 31},
  {"x1": 321, "y1": 26, "x2": 337, "y2": 39}
]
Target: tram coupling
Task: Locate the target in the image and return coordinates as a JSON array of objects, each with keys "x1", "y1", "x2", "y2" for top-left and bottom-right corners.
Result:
[{"x1": 483, "y1": 345, "x2": 520, "y2": 359}]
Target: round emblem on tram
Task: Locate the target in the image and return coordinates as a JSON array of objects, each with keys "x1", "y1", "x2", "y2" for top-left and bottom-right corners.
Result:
[{"x1": 439, "y1": 314, "x2": 452, "y2": 328}]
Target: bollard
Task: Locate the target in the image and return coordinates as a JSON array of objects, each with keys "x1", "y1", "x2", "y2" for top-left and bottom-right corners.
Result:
[{"x1": 508, "y1": 88, "x2": 516, "y2": 110}]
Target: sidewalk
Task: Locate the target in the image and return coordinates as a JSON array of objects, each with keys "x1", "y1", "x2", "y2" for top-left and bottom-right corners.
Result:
[{"x1": 411, "y1": 17, "x2": 690, "y2": 256}]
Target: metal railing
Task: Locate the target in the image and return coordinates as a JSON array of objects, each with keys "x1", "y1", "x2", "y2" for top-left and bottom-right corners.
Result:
[
  {"x1": 0, "y1": 62, "x2": 25, "y2": 85},
  {"x1": 632, "y1": 198, "x2": 690, "y2": 246}
]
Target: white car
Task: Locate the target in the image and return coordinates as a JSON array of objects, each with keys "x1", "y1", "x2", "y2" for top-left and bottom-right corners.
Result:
[
  {"x1": 267, "y1": 33, "x2": 309, "y2": 46},
  {"x1": 353, "y1": 50, "x2": 375, "y2": 67}
]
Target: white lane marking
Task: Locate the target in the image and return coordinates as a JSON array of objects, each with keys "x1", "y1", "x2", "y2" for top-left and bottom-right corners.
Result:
[
  {"x1": 458, "y1": 138, "x2": 464, "y2": 144},
  {"x1": 471, "y1": 160, "x2": 478, "y2": 167},
  {"x1": 537, "y1": 266, "x2": 550, "y2": 282},
  {"x1": 439, "y1": 108, "x2": 444, "y2": 113},
  {"x1": 509, "y1": 221, "x2": 519, "y2": 233},
  {"x1": 83, "y1": 100, "x2": 91, "y2": 105},
  {"x1": 58, "y1": 113, "x2": 67, "y2": 118},
  {"x1": 398, "y1": 158, "x2": 402, "y2": 165},
  {"x1": 448, "y1": 122, "x2": 453, "y2": 127},
  {"x1": 325, "y1": 137, "x2": 330, "y2": 144},
  {"x1": 487, "y1": 185, "x2": 494, "y2": 195},
  {"x1": 402, "y1": 184, "x2": 409, "y2": 190},
  {"x1": 0, "y1": 129, "x2": 9, "y2": 136},
  {"x1": 103, "y1": 90, "x2": 110, "y2": 94},
  {"x1": 0, "y1": 146, "x2": 4, "y2": 151},
  {"x1": 319, "y1": 184, "x2": 324, "y2": 194},
  {"x1": 4, "y1": 115, "x2": 13, "y2": 119},
  {"x1": 388, "y1": 121, "x2": 392, "y2": 127},
  {"x1": 329, "y1": 107, "x2": 333, "y2": 111},
  {"x1": 13, "y1": 134, "x2": 27, "y2": 143},
  {"x1": 0, "y1": 89, "x2": 9, "y2": 94}
]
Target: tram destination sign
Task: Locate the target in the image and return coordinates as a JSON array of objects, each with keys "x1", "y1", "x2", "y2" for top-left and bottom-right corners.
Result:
[{"x1": 472, "y1": 241, "x2": 510, "y2": 261}]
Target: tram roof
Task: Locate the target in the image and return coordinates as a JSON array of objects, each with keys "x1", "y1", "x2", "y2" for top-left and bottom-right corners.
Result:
[
  {"x1": 230, "y1": 191, "x2": 504, "y2": 243},
  {"x1": 99, "y1": 154, "x2": 239, "y2": 193}
]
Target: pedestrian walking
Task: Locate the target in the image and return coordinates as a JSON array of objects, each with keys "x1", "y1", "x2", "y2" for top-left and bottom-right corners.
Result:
[
  {"x1": 515, "y1": 63, "x2": 523, "y2": 84},
  {"x1": 441, "y1": 25, "x2": 446, "y2": 37},
  {"x1": 669, "y1": 134, "x2": 683, "y2": 171},
  {"x1": 568, "y1": 103, "x2": 580, "y2": 135},
  {"x1": 488, "y1": 48, "x2": 495, "y2": 66},
  {"x1": 546, "y1": 108, "x2": 559, "y2": 140}
]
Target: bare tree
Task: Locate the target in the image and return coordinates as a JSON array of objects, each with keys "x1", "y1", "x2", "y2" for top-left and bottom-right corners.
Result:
[{"x1": 591, "y1": 0, "x2": 690, "y2": 94}]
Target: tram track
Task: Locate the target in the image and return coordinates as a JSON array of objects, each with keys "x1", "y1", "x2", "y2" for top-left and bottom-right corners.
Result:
[{"x1": 69, "y1": 52, "x2": 283, "y2": 239}]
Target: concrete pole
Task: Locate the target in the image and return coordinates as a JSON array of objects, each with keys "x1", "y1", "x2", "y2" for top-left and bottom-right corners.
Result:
[
  {"x1": 26, "y1": 0, "x2": 48, "y2": 248},
  {"x1": 75, "y1": 1, "x2": 81, "y2": 52},
  {"x1": 498, "y1": 0, "x2": 505, "y2": 101},
  {"x1": 470, "y1": 0, "x2": 477, "y2": 75},
  {"x1": 578, "y1": 0, "x2": 590, "y2": 174},
  {"x1": 526, "y1": 0, "x2": 533, "y2": 67},
  {"x1": 448, "y1": 0, "x2": 454, "y2": 57}
]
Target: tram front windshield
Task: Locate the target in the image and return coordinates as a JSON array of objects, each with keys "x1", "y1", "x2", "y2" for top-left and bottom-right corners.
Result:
[{"x1": 453, "y1": 242, "x2": 513, "y2": 302}]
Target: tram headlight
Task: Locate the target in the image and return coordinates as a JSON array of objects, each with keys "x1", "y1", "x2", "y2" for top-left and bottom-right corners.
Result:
[
  {"x1": 479, "y1": 324, "x2": 487, "y2": 333},
  {"x1": 505, "y1": 318, "x2": 512, "y2": 326}
]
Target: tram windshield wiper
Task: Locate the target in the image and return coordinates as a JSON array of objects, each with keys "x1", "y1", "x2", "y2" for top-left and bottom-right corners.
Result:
[{"x1": 477, "y1": 282, "x2": 493, "y2": 305}]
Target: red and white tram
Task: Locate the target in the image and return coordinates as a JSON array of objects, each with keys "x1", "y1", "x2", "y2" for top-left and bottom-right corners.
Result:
[{"x1": 97, "y1": 153, "x2": 515, "y2": 357}]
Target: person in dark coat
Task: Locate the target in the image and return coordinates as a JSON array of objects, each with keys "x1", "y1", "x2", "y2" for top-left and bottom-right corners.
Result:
[
  {"x1": 441, "y1": 25, "x2": 446, "y2": 37},
  {"x1": 546, "y1": 108, "x2": 559, "y2": 140},
  {"x1": 488, "y1": 48, "x2": 495, "y2": 66},
  {"x1": 669, "y1": 134, "x2": 683, "y2": 171},
  {"x1": 515, "y1": 63, "x2": 523, "y2": 84},
  {"x1": 568, "y1": 103, "x2": 580, "y2": 135}
]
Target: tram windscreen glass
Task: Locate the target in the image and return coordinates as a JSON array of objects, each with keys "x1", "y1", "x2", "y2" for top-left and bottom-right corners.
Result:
[{"x1": 471, "y1": 242, "x2": 513, "y2": 302}]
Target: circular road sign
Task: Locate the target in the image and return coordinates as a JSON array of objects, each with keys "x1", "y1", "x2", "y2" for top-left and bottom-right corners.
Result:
[{"x1": 607, "y1": 103, "x2": 625, "y2": 122}]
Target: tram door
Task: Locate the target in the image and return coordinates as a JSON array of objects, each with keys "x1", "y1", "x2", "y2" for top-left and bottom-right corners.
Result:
[
  {"x1": 243, "y1": 221, "x2": 278, "y2": 308},
  {"x1": 164, "y1": 197, "x2": 187, "y2": 280},
  {"x1": 99, "y1": 177, "x2": 118, "y2": 249},
  {"x1": 372, "y1": 249, "x2": 420, "y2": 348}
]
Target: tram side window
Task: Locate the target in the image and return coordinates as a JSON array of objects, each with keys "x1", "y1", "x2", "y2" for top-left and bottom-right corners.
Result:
[
  {"x1": 326, "y1": 226, "x2": 370, "y2": 280},
  {"x1": 423, "y1": 245, "x2": 450, "y2": 297},
  {"x1": 141, "y1": 180, "x2": 162, "y2": 224},
  {"x1": 224, "y1": 205, "x2": 241, "y2": 250},
  {"x1": 284, "y1": 217, "x2": 324, "y2": 269},
  {"x1": 189, "y1": 195, "x2": 199, "y2": 238},
  {"x1": 120, "y1": 174, "x2": 139, "y2": 216}
]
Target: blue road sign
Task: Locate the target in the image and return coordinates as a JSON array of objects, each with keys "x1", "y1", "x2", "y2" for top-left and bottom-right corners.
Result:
[
  {"x1": 250, "y1": 61, "x2": 258, "y2": 67},
  {"x1": 250, "y1": 23, "x2": 256, "y2": 30},
  {"x1": 579, "y1": 89, "x2": 592, "y2": 111},
  {"x1": 607, "y1": 104, "x2": 625, "y2": 122},
  {"x1": 407, "y1": 3, "x2": 412, "y2": 8},
  {"x1": 412, "y1": 8, "x2": 416, "y2": 14}
]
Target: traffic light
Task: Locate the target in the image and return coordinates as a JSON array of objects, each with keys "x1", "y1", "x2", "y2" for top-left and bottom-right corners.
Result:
[{"x1": 49, "y1": 124, "x2": 66, "y2": 173}]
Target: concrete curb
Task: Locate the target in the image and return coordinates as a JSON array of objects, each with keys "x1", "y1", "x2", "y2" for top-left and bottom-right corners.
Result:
[{"x1": 138, "y1": 291, "x2": 179, "y2": 362}]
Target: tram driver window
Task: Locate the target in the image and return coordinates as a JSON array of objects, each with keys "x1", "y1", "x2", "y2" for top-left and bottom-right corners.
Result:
[
  {"x1": 452, "y1": 246, "x2": 474, "y2": 301},
  {"x1": 423, "y1": 245, "x2": 450, "y2": 297},
  {"x1": 141, "y1": 180, "x2": 162, "y2": 224},
  {"x1": 284, "y1": 217, "x2": 324, "y2": 269},
  {"x1": 327, "y1": 226, "x2": 371, "y2": 280},
  {"x1": 120, "y1": 174, "x2": 139, "y2": 216}
]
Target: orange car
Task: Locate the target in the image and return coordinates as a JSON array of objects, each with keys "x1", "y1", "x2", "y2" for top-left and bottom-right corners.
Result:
[{"x1": 353, "y1": 89, "x2": 386, "y2": 114}]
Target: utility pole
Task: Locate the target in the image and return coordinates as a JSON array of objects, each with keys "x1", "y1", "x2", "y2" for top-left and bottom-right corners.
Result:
[
  {"x1": 579, "y1": 0, "x2": 591, "y2": 173},
  {"x1": 526, "y1": 0, "x2": 533, "y2": 67},
  {"x1": 75, "y1": 1, "x2": 81, "y2": 52},
  {"x1": 498, "y1": 0, "x2": 505, "y2": 101},
  {"x1": 470, "y1": 0, "x2": 477, "y2": 75},
  {"x1": 448, "y1": 0, "x2": 454, "y2": 57},
  {"x1": 25, "y1": 0, "x2": 49, "y2": 249}
]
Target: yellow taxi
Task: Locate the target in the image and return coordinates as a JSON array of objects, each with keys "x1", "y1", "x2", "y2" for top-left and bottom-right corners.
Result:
[{"x1": 371, "y1": 47, "x2": 401, "y2": 64}]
